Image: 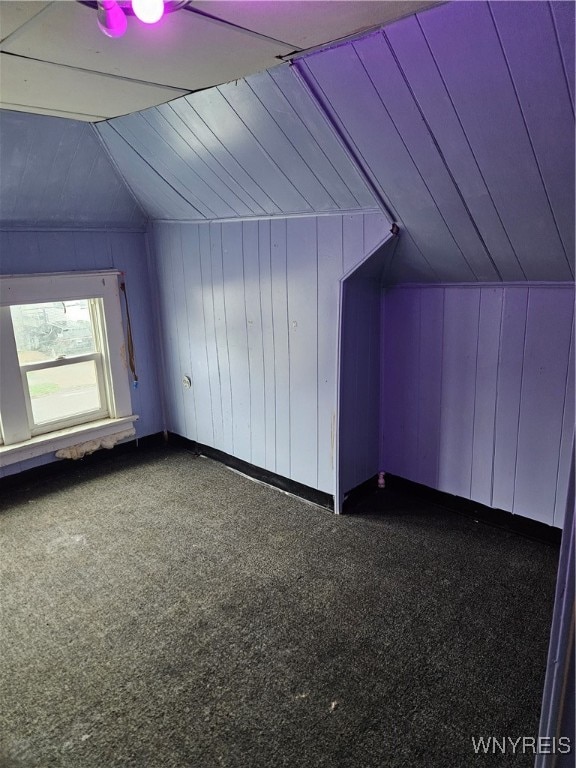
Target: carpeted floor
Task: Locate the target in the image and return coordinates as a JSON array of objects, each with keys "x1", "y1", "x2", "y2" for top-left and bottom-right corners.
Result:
[{"x1": 0, "y1": 446, "x2": 560, "y2": 768}]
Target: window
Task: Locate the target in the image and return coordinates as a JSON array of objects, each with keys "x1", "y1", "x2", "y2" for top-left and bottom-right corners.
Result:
[{"x1": 0, "y1": 271, "x2": 136, "y2": 463}]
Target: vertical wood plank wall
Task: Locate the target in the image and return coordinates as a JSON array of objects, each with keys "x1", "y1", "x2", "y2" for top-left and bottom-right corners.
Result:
[
  {"x1": 0, "y1": 229, "x2": 164, "y2": 478},
  {"x1": 151, "y1": 212, "x2": 390, "y2": 495},
  {"x1": 380, "y1": 284, "x2": 575, "y2": 527},
  {"x1": 339, "y1": 240, "x2": 393, "y2": 498}
]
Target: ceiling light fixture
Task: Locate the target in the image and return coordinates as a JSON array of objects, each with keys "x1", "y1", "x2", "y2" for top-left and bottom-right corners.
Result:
[
  {"x1": 132, "y1": 0, "x2": 164, "y2": 24},
  {"x1": 97, "y1": 0, "x2": 128, "y2": 38},
  {"x1": 80, "y1": 1, "x2": 191, "y2": 38}
]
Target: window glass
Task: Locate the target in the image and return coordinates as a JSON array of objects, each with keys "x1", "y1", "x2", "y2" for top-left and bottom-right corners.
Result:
[
  {"x1": 26, "y1": 360, "x2": 102, "y2": 426},
  {"x1": 10, "y1": 300, "x2": 96, "y2": 364}
]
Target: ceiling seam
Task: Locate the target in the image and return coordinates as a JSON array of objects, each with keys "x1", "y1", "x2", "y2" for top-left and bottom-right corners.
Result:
[
  {"x1": 182, "y1": 7, "x2": 301, "y2": 52},
  {"x1": 0, "y1": 1, "x2": 55, "y2": 46},
  {"x1": 0, "y1": 51, "x2": 191, "y2": 93},
  {"x1": 0, "y1": 101, "x2": 106, "y2": 120},
  {"x1": 290, "y1": 61, "x2": 396, "y2": 224},
  {"x1": 268, "y1": 68, "x2": 378, "y2": 210}
]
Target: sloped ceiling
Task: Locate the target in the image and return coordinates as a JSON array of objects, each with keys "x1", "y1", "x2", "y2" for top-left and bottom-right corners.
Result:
[
  {"x1": 0, "y1": 0, "x2": 439, "y2": 121},
  {"x1": 0, "y1": 109, "x2": 146, "y2": 228},
  {"x1": 1, "y1": 1, "x2": 574, "y2": 285},
  {"x1": 299, "y1": 0, "x2": 575, "y2": 282},
  {"x1": 97, "y1": 65, "x2": 379, "y2": 220}
]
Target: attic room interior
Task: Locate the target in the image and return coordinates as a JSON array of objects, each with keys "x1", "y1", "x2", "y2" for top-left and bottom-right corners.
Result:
[{"x1": 0, "y1": 0, "x2": 574, "y2": 766}]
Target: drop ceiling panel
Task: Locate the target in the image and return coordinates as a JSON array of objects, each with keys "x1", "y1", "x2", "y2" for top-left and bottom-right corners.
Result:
[
  {"x1": 1, "y1": 1, "x2": 293, "y2": 91},
  {"x1": 0, "y1": 1, "x2": 50, "y2": 42},
  {"x1": 0, "y1": 102, "x2": 105, "y2": 122},
  {"x1": 192, "y1": 0, "x2": 440, "y2": 50},
  {"x1": 0, "y1": 53, "x2": 189, "y2": 119}
]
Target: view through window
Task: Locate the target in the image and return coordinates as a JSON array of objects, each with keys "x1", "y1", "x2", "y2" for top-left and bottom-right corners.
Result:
[
  {"x1": 0, "y1": 271, "x2": 134, "y2": 453},
  {"x1": 10, "y1": 299, "x2": 107, "y2": 431}
]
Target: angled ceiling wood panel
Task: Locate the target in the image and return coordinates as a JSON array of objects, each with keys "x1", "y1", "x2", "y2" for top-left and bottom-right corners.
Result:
[
  {"x1": 299, "y1": 0, "x2": 575, "y2": 283},
  {"x1": 0, "y1": 109, "x2": 146, "y2": 228},
  {"x1": 97, "y1": 65, "x2": 378, "y2": 220}
]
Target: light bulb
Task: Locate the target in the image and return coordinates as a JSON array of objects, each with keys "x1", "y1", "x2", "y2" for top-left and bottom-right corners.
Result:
[
  {"x1": 97, "y1": 0, "x2": 127, "y2": 38},
  {"x1": 132, "y1": 0, "x2": 164, "y2": 24}
]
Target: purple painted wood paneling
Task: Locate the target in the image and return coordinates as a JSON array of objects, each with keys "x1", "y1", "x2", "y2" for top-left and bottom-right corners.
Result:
[
  {"x1": 151, "y1": 212, "x2": 384, "y2": 497},
  {"x1": 270, "y1": 218, "x2": 291, "y2": 479},
  {"x1": 97, "y1": 122, "x2": 202, "y2": 221},
  {"x1": 555, "y1": 326, "x2": 575, "y2": 529},
  {"x1": 112, "y1": 115, "x2": 230, "y2": 219},
  {"x1": 302, "y1": 44, "x2": 476, "y2": 283},
  {"x1": 513, "y1": 288, "x2": 574, "y2": 524},
  {"x1": 381, "y1": 287, "x2": 420, "y2": 479},
  {"x1": 550, "y1": 0, "x2": 575, "y2": 111},
  {"x1": 181, "y1": 225, "x2": 213, "y2": 446},
  {"x1": 222, "y1": 222, "x2": 252, "y2": 463},
  {"x1": 99, "y1": 63, "x2": 377, "y2": 222},
  {"x1": 381, "y1": 283, "x2": 575, "y2": 527},
  {"x1": 340, "y1": 238, "x2": 393, "y2": 495},
  {"x1": 142, "y1": 109, "x2": 256, "y2": 218},
  {"x1": 168, "y1": 98, "x2": 280, "y2": 216},
  {"x1": 0, "y1": 229, "x2": 163, "y2": 478},
  {"x1": 383, "y1": 15, "x2": 525, "y2": 282},
  {"x1": 287, "y1": 218, "x2": 318, "y2": 489},
  {"x1": 536, "y1": 459, "x2": 574, "y2": 767},
  {"x1": 415, "y1": 287, "x2": 444, "y2": 488},
  {"x1": 242, "y1": 221, "x2": 266, "y2": 470},
  {"x1": 470, "y1": 288, "x2": 503, "y2": 506},
  {"x1": 438, "y1": 288, "x2": 480, "y2": 498},
  {"x1": 298, "y1": 1, "x2": 574, "y2": 284},
  {"x1": 355, "y1": 32, "x2": 498, "y2": 282},
  {"x1": 267, "y1": 67, "x2": 376, "y2": 210},
  {"x1": 200, "y1": 225, "x2": 224, "y2": 448},
  {"x1": 491, "y1": 1, "x2": 575, "y2": 271},
  {"x1": 342, "y1": 214, "x2": 365, "y2": 276},
  {"x1": 257, "y1": 220, "x2": 277, "y2": 472},
  {"x1": 491, "y1": 287, "x2": 529, "y2": 513},
  {"x1": 154, "y1": 226, "x2": 185, "y2": 435},
  {"x1": 0, "y1": 110, "x2": 145, "y2": 228},
  {"x1": 317, "y1": 216, "x2": 342, "y2": 492},
  {"x1": 418, "y1": 2, "x2": 572, "y2": 281}
]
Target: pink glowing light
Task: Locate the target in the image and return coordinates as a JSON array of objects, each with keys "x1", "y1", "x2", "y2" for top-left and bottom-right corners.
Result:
[
  {"x1": 97, "y1": 0, "x2": 127, "y2": 38},
  {"x1": 132, "y1": 0, "x2": 164, "y2": 24}
]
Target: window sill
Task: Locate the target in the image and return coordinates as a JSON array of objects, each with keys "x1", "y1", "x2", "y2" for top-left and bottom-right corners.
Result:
[{"x1": 0, "y1": 415, "x2": 139, "y2": 466}]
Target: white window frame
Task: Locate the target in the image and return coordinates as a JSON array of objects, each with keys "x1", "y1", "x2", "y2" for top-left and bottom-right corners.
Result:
[{"x1": 0, "y1": 271, "x2": 137, "y2": 465}]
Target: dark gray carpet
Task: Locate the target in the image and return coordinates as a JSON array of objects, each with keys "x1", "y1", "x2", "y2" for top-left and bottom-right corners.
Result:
[{"x1": 0, "y1": 446, "x2": 559, "y2": 768}]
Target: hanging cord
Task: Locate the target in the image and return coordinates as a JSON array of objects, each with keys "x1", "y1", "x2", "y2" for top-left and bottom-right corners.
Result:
[{"x1": 119, "y1": 278, "x2": 138, "y2": 384}]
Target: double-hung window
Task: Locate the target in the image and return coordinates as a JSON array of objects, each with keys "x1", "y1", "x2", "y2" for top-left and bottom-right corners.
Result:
[{"x1": 0, "y1": 271, "x2": 137, "y2": 464}]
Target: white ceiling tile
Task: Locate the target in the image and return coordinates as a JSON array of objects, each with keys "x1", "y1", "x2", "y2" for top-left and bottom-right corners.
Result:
[
  {"x1": 193, "y1": 1, "x2": 442, "y2": 50},
  {"x1": 0, "y1": 1, "x2": 51, "y2": 43},
  {"x1": 1, "y1": 1, "x2": 293, "y2": 90},
  {"x1": 0, "y1": 102, "x2": 105, "y2": 121},
  {"x1": 0, "y1": 53, "x2": 190, "y2": 119}
]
